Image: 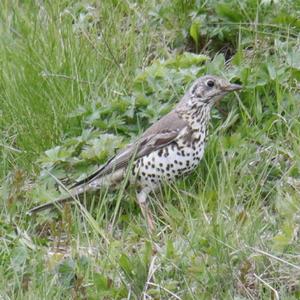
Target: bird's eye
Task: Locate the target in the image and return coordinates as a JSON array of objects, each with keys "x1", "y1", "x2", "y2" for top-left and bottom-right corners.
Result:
[{"x1": 207, "y1": 80, "x2": 215, "y2": 88}]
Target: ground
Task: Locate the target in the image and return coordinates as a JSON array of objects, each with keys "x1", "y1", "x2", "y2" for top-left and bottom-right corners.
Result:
[{"x1": 0, "y1": 1, "x2": 300, "y2": 299}]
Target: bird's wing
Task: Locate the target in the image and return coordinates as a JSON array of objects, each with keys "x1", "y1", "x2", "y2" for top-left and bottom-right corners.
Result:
[{"x1": 71, "y1": 110, "x2": 188, "y2": 188}]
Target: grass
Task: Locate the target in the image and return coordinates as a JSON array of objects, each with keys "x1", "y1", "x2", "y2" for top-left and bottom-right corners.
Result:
[{"x1": 1, "y1": 0, "x2": 300, "y2": 299}]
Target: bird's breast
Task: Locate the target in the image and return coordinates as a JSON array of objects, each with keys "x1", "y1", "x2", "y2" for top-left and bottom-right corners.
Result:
[{"x1": 132, "y1": 134, "x2": 206, "y2": 189}]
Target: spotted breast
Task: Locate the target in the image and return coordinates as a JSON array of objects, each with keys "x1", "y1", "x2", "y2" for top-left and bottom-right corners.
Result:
[{"x1": 131, "y1": 104, "x2": 211, "y2": 190}]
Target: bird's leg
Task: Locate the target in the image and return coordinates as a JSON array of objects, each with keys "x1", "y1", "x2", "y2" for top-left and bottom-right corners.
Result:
[{"x1": 136, "y1": 189, "x2": 155, "y2": 233}]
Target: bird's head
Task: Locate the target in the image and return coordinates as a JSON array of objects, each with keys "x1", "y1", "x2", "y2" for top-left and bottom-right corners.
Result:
[{"x1": 188, "y1": 75, "x2": 242, "y2": 106}]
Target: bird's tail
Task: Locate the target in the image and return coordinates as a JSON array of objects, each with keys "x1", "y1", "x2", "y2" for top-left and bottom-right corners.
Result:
[
  {"x1": 27, "y1": 172, "x2": 101, "y2": 215},
  {"x1": 27, "y1": 194, "x2": 76, "y2": 215},
  {"x1": 27, "y1": 181, "x2": 90, "y2": 215},
  {"x1": 27, "y1": 169, "x2": 125, "y2": 215}
]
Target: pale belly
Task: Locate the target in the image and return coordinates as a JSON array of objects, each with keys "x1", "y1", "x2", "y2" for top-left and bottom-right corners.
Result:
[{"x1": 132, "y1": 141, "x2": 205, "y2": 189}]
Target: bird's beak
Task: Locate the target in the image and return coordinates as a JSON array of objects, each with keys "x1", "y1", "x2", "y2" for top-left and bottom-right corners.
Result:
[{"x1": 224, "y1": 83, "x2": 242, "y2": 92}]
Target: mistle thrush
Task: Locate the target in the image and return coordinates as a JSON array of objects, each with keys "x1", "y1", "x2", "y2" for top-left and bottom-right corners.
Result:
[{"x1": 29, "y1": 75, "x2": 242, "y2": 231}]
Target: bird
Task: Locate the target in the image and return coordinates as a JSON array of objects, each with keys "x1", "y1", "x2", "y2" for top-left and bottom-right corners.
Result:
[{"x1": 28, "y1": 75, "x2": 242, "y2": 232}]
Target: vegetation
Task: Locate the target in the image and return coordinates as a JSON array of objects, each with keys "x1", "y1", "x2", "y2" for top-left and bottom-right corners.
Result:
[{"x1": 1, "y1": 0, "x2": 300, "y2": 298}]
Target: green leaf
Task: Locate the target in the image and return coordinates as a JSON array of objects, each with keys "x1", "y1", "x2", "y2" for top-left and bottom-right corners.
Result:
[
  {"x1": 215, "y1": 3, "x2": 243, "y2": 22},
  {"x1": 119, "y1": 254, "x2": 133, "y2": 276},
  {"x1": 166, "y1": 239, "x2": 175, "y2": 259},
  {"x1": 206, "y1": 54, "x2": 225, "y2": 74},
  {"x1": 287, "y1": 51, "x2": 300, "y2": 70},
  {"x1": 43, "y1": 146, "x2": 76, "y2": 163},
  {"x1": 267, "y1": 62, "x2": 276, "y2": 80},
  {"x1": 11, "y1": 244, "x2": 28, "y2": 271},
  {"x1": 190, "y1": 19, "x2": 201, "y2": 47},
  {"x1": 272, "y1": 221, "x2": 295, "y2": 252},
  {"x1": 57, "y1": 258, "x2": 76, "y2": 288},
  {"x1": 80, "y1": 134, "x2": 123, "y2": 162},
  {"x1": 165, "y1": 52, "x2": 208, "y2": 69},
  {"x1": 93, "y1": 273, "x2": 110, "y2": 290}
]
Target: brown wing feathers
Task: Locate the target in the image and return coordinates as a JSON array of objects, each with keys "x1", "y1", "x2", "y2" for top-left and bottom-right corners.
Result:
[{"x1": 71, "y1": 110, "x2": 187, "y2": 188}]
